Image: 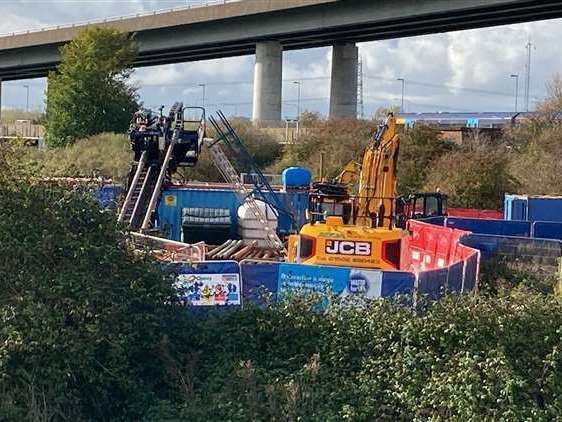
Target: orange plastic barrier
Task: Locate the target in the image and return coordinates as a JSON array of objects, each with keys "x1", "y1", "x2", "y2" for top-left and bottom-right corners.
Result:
[{"x1": 405, "y1": 220, "x2": 476, "y2": 272}]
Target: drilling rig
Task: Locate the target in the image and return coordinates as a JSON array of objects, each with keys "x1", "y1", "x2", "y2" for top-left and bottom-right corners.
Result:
[{"x1": 117, "y1": 103, "x2": 205, "y2": 232}]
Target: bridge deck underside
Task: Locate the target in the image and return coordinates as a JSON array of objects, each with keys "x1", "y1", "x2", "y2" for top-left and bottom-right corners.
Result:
[{"x1": 0, "y1": 0, "x2": 561, "y2": 80}]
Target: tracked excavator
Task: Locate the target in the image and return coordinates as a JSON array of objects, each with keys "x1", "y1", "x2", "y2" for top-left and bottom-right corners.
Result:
[{"x1": 287, "y1": 114, "x2": 409, "y2": 270}]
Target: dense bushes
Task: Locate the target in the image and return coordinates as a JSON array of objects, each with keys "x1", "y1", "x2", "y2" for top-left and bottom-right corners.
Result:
[
  {"x1": 397, "y1": 124, "x2": 455, "y2": 194},
  {"x1": 144, "y1": 291, "x2": 562, "y2": 421},
  {"x1": 0, "y1": 146, "x2": 181, "y2": 419},
  {"x1": 424, "y1": 141, "x2": 519, "y2": 209},
  {"x1": 269, "y1": 118, "x2": 376, "y2": 180},
  {"x1": 506, "y1": 119, "x2": 562, "y2": 196},
  {"x1": 37, "y1": 132, "x2": 132, "y2": 182}
]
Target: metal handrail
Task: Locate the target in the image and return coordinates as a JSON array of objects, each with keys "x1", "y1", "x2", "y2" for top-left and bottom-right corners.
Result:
[{"x1": 0, "y1": 0, "x2": 240, "y2": 38}]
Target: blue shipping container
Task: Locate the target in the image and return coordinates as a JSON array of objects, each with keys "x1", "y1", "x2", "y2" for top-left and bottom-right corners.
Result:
[
  {"x1": 505, "y1": 194, "x2": 562, "y2": 223},
  {"x1": 157, "y1": 186, "x2": 309, "y2": 242}
]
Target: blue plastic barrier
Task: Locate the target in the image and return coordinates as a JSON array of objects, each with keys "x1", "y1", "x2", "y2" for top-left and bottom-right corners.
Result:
[
  {"x1": 463, "y1": 254, "x2": 479, "y2": 292},
  {"x1": 381, "y1": 271, "x2": 416, "y2": 297},
  {"x1": 240, "y1": 262, "x2": 279, "y2": 304},
  {"x1": 461, "y1": 233, "x2": 562, "y2": 265},
  {"x1": 415, "y1": 255, "x2": 479, "y2": 300},
  {"x1": 417, "y1": 268, "x2": 448, "y2": 300},
  {"x1": 421, "y1": 216, "x2": 446, "y2": 226},
  {"x1": 445, "y1": 217, "x2": 531, "y2": 237},
  {"x1": 460, "y1": 234, "x2": 501, "y2": 259},
  {"x1": 533, "y1": 221, "x2": 562, "y2": 240},
  {"x1": 447, "y1": 261, "x2": 464, "y2": 293}
]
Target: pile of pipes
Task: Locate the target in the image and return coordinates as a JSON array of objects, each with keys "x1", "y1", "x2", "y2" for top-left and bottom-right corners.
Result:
[{"x1": 206, "y1": 240, "x2": 284, "y2": 261}]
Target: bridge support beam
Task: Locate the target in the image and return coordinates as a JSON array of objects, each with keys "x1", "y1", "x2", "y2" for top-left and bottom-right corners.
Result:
[
  {"x1": 329, "y1": 43, "x2": 358, "y2": 119},
  {"x1": 252, "y1": 41, "x2": 282, "y2": 126}
]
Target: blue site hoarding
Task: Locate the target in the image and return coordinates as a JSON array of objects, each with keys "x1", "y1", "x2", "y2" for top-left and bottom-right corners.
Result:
[
  {"x1": 445, "y1": 217, "x2": 531, "y2": 237},
  {"x1": 277, "y1": 263, "x2": 352, "y2": 297},
  {"x1": 162, "y1": 259, "x2": 477, "y2": 309},
  {"x1": 240, "y1": 261, "x2": 417, "y2": 304},
  {"x1": 533, "y1": 221, "x2": 562, "y2": 240}
]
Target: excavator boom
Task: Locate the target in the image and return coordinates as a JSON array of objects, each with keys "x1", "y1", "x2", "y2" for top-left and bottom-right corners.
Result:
[{"x1": 356, "y1": 115, "x2": 400, "y2": 229}]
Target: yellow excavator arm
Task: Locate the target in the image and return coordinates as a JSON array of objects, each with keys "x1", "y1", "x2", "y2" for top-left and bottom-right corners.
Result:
[{"x1": 356, "y1": 114, "x2": 400, "y2": 229}]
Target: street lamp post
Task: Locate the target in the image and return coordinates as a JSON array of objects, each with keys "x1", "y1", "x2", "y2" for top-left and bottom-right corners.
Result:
[
  {"x1": 23, "y1": 84, "x2": 30, "y2": 112},
  {"x1": 396, "y1": 78, "x2": 405, "y2": 113},
  {"x1": 510, "y1": 74, "x2": 519, "y2": 113},
  {"x1": 293, "y1": 81, "x2": 301, "y2": 120},
  {"x1": 198, "y1": 83, "x2": 206, "y2": 109}
]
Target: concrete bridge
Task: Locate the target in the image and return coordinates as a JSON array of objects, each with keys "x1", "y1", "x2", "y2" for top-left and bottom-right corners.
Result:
[{"x1": 1, "y1": 0, "x2": 561, "y2": 123}]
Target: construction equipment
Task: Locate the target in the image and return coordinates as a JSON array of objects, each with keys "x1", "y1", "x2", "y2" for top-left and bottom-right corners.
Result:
[
  {"x1": 120, "y1": 106, "x2": 293, "y2": 251},
  {"x1": 287, "y1": 114, "x2": 408, "y2": 270},
  {"x1": 207, "y1": 111, "x2": 294, "y2": 254},
  {"x1": 118, "y1": 103, "x2": 205, "y2": 231},
  {"x1": 396, "y1": 192, "x2": 448, "y2": 228}
]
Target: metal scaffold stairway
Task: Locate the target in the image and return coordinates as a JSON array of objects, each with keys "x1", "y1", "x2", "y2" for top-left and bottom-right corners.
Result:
[{"x1": 207, "y1": 111, "x2": 288, "y2": 253}]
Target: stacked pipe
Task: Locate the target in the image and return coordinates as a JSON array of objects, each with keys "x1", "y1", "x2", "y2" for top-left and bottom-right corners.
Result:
[{"x1": 206, "y1": 240, "x2": 283, "y2": 261}]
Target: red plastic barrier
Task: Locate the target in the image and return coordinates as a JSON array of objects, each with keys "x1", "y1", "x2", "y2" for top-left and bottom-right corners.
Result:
[
  {"x1": 405, "y1": 220, "x2": 475, "y2": 272},
  {"x1": 448, "y1": 207, "x2": 503, "y2": 220}
]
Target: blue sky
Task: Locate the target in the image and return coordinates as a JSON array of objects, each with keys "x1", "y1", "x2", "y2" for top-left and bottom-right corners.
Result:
[{"x1": 1, "y1": 0, "x2": 561, "y2": 117}]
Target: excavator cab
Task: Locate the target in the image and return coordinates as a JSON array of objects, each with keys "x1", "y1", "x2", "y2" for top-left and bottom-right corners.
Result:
[
  {"x1": 395, "y1": 192, "x2": 448, "y2": 228},
  {"x1": 129, "y1": 108, "x2": 162, "y2": 163},
  {"x1": 307, "y1": 182, "x2": 353, "y2": 224}
]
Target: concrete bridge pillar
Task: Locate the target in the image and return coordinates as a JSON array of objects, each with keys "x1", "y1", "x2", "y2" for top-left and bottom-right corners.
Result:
[
  {"x1": 252, "y1": 41, "x2": 282, "y2": 126},
  {"x1": 329, "y1": 43, "x2": 358, "y2": 119},
  {"x1": 0, "y1": 78, "x2": 2, "y2": 122}
]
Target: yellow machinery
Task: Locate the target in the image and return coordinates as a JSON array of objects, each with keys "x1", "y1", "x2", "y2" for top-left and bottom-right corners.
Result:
[{"x1": 287, "y1": 114, "x2": 408, "y2": 270}]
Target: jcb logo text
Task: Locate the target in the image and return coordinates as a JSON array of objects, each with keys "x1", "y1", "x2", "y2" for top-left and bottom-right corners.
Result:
[{"x1": 325, "y1": 240, "x2": 372, "y2": 256}]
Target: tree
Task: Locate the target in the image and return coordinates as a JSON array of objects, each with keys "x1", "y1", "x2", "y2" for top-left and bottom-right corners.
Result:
[{"x1": 45, "y1": 27, "x2": 138, "y2": 147}]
